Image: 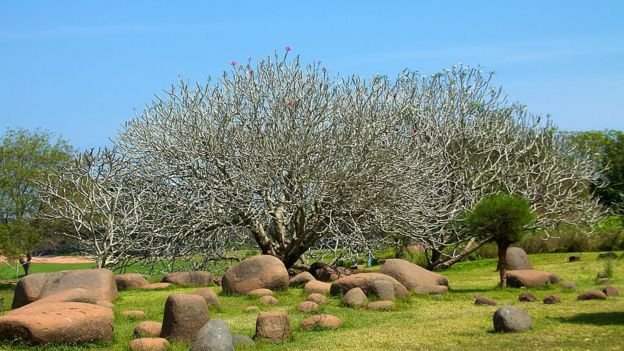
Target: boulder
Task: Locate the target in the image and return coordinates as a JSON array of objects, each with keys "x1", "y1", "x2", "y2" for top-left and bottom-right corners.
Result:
[
  {"x1": 255, "y1": 311, "x2": 292, "y2": 342},
  {"x1": 505, "y1": 270, "x2": 559, "y2": 288},
  {"x1": 243, "y1": 306, "x2": 259, "y2": 313},
  {"x1": 300, "y1": 314, "x2": 342, "y2": 330},
  {"x1": 518, "y1": 293, "x2": 536, "y2": 302},
  {"x1": 232, "y1": 335, "x2": 255, "y2": 349},
  {"x1": 130, "y1": 338, "x2": 170, "y2": 351},
  {"x1": 0, "y1": 302, "x2": 114, "y2": 344},
  {"x1": 289, "y1": 272, "x2": 316, "y2": 287},
  {"x1": 329, "y1": 273, "x2": 409, "y2": 299},
  {"x1": 121, "y1": 310, "x2": 146, "y2": 319},
  {"x1": 372, "y1": 280, "x2": 395, "y2": 301},
  {"x1": 543, "y1": 295, "x2": 561, "y2": 304},
  {"x1": 297, "y1": 301, "x2": 319, "y2": 313},
  {"x1": 505, "y1": 247, "x2": 532, "y2": 270},
  {"x1": 12, "y1": 268, "x2": 118, "y2": 309},
  {"x1": 248, "y1": 288, "x2": 273, "y2": 297},
  {"x1": 367, "y1": 300, "x2": 395, "y2": 310},
  {"x1": 379, "y1": 259, "x2": 448, "y2": 294},
  {"x1": 26, "y1": 287, "x2": 97, "y2": 307},
  {"x1": 193, "y1": 287, "x2": 221, "y2": 308},
  {"x1": 115, "y1": 273, "x2": 149, "y2": 291},
  {"x1": 259, "y1": 296, "x2": 278, "y2": 305},
  {"x1": 474, "y1": 296, "x2": 497, "y2": 306},
  {"x1": 559, "y1": 280, "x2": 578, "y2": 290},
  {"x1": 142, "y1": 283, "x2": 172, "y2": 290},
  {"x1": 342, "y1": 287, "x2": 367, "y2": 308},
  {"x1": 412, "y1": 285, "x2": 448, "y2": 295},
  {"x1": 162, "y1": 271, "x2": 213, "y2": 287},
  {"x1": 493, "y1": 306, "x2": 533, "y2": 332},
  {"x1": 577, "y1": 290, "x2": 608, "y2": 301},
  {"x1": 602, "y1": 285, "x2": 620, "y2": 297},
  {"x1": 134, "y1": 321, "x2": 162, "y2": 338},
  {"x1": 221, "y1": 255, "x2": 289, "y2": 294},
  {"x1": 189, "y1": 319, "x2": 233, "y2": 351},
  {"x1": 307, "y1": 293, "x2": 327, "y2": 304},
  {"x1": 303, "y1": 280, "x2": 331, "y2": 294},
  {"x1": 309, "y1": 262, "x2": 354, "y2": 281},
  {"x1": 161, "y1": 293, "x2": 210, "y2": 341}
]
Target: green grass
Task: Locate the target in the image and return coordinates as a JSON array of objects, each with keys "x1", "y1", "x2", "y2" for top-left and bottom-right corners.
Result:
[{"x1": 0, "y1": 252, "x2": 623, "y2": 350}]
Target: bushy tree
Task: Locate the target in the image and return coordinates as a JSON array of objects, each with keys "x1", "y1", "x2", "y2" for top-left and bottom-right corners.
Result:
[
  {"x1": 465, "y1": 193, "x2": 535, "y2": 287},
  {"x1": 0, "y1": 128, "x2": 73, "y2": 274}
]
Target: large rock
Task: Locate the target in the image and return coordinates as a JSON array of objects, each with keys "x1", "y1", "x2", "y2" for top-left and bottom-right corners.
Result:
[
  {"x1": 303, "y1": 280, "x2": 331, "y2": 294},
  {"x1": 221, "y1": 255, "x2": 289, "y2": 294},
  {"x1": 25, "y1": 287, "x2": 97, "y2": 307},
  {"x1": 0, "y1": 302, "x2": 114, "y2": 344},
  {"x1": 300, "y1": 314, "x2": 342, "y2": 330},
  {"x1": 116, "y1": 273, "x2": 149, "y2": 291},
  {"x1": 12, "y1": 268, "x2": 118, "y2": 308},
  {"x1": 505, "y1": 270, "x2": 559, "y2": 288},
  {"x1": 505, "y1": 247, "x2": 532, "y2": 270},
  {"x1": 190, "y1": 319, "x2": 234, "y2": 351},
  {"x1": 194, "y1": 287, "x2": 221, "y2": 308},
  {"x1": 329, "y1": 273, "x2": 408, "y2": 299},
  {"x1": 289, "y1": 272, "x2": 316, "y2": 287},
  {"x1": 309, "y1": 262, "x2": 355, "y2": 282},
  {"x1": 379, "y1": 259, "x2": 448, "y2": 294},
  {"x1": 342, "y1": 287, "x2": 367, "y2": 308},
  {"x1": 162, "y1": 271, "x2": 213, "y2": 287},
  {"x1": 255, "y1": 311, "x2": 292, "y2": 342},
  {"x1": 493, "y1": 306, "x2": 533, "y2": 332},
  {"x1": 372, "y1": 280, "x2": 395, "y2": 301},
  {"x1": 161, "y1": 293, "x2": 210, "y2": 342}
]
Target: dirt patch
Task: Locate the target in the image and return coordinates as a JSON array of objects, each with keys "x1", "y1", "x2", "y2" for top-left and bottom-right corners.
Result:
[{"x1": 0, "y1": 256, "x2": 94, "y2": 264}]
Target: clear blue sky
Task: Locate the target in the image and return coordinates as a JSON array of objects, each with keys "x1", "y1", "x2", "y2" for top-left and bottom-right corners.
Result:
[{"x1": 1, "y1": 1, "x2": 623, "y2": 149}]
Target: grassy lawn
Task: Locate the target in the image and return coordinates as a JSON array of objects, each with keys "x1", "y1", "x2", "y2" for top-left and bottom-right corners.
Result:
[{"x1": 0, "y1": 251, "x2": 622, "y2": 351}]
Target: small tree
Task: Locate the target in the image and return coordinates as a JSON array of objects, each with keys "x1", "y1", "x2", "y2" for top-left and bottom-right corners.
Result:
[{"x1": 465, "y1": 193, "x2": 535, "y2": 287}]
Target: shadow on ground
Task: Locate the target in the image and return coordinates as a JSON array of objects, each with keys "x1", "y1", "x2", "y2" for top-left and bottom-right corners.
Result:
[{"x1": 555, "y1": 312, "x2": 624, "y2": 325}]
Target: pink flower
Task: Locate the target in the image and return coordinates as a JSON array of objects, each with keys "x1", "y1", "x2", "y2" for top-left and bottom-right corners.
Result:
[
  {"x1": 285, "y1": 46, "x2": 292, "y2": 52},
  {"x1": 230, "y1": 60, "x2": 237, "y2": 66},
  {"x1": 287, "y1": 99, "x2": 293, "y2": 106}
]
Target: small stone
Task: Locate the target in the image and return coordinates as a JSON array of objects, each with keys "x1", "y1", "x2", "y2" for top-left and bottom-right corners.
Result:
[
  {"x1": 300, "y1": 314, "x2": 342, "y2": 330},
  {"x1": 493, "y1": 306, "x2": 533, "y2": 332},
  {"x1": 474, "y1": 296, "x2": 497, "y2": 306},
  {"x1": 259, "y1": 295, "x2": 278, "y2": 305},
  {"x1": 518, "y1": 293, "x2": 536, "y2": 302},
  {"x1": 307, "y1": 293, "x2": 327, "y2": 304},
  {"x1": 130, "y1": 338, "x2": 170, "y2": 351},
  {"x1": 342, "y1": 287, "x2": 367, "y2": 308},
  {"x1": 602, "y1": 285, "x2": 620, "y2": 297},
  {"x1": 297, "y1": 301, "x2": 319, "y2": 313},
  {"x1": 559, "y1": 280, "x2": 578, "y2": 290},
  {"x1": 142, "y1": 283, "x2": 172, "y2": 290},
  {"x1": 243, "y1": 305, "x2": 259, "y2": 313},
  {"x1": 232, "y1": 335, "x2": 255, "y2": 349},
  {"x1": 121, "y1": 310, "x2": 146, "y2": 319},
  {"x1": 577, "y1": 290, "x2": 608, "y2": 301},
  {"x1": 304, "y1": 280, "x2": 332, "y2": 294},
  {"x1": 255, "y1": 311, "x2": 292, "y2": 342},
  {"x1": 568, "y1": 255, "x2": 581, "y2": 262},
  {"x1": 543, "y1": 295, "x2": 561, "y2": 304},
  {"x1": 372, "y1": 280, "x2": 395, "y2": 301},
  {"x1": 367, "y1": 300, "x2": 395, "y2": 310},
  {"x1": 189, "y1": 318, "x2": 233, "y2": 351},
  {"x1": 248, "y1": 288, "x2": 273, "y2": 297},
  {"x1": 134, "y1": 321, "x2": 162, "y2": 338}
]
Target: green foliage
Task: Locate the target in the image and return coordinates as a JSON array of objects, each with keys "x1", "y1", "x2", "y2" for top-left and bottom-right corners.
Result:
[
  {"x1": 0, "y1": 128, "x2": 73, "y2": 259},
  {"x1": 465, "y1": 193, "x2": 536, "y2": 245},
  {"x1": 571, "y1": 130, "x2": 624, "y2": 213}
]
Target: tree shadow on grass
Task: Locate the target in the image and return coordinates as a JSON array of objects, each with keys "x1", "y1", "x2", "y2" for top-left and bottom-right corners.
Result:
[{"x1": 554, "y1": 312, "x2": 624, "y2": 326}]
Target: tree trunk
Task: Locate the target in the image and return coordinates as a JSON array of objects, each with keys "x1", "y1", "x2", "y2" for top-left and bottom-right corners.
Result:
[
  {"x1": 497, "y1": 241, "x2": 509, "y2": 288},
  {"x1": 19, "y1": 253, "x2": 32, "y2": 276}
]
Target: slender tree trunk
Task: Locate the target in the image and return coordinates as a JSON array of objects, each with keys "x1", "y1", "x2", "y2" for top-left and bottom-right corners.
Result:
[
  {"x1": 19, "y1": 253, "x2": 32, "y2": 276},
  {"x1": 497, "y1": 241, "x2": 509, "y2": 288},
  {"x1": 432, "y1": 236, "x2": 493, "y2": 270}
]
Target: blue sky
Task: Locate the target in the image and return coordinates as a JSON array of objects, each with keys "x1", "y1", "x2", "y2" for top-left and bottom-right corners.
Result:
[{"x1": 1, "y1": 1, "x2": 623, "y2": 149}]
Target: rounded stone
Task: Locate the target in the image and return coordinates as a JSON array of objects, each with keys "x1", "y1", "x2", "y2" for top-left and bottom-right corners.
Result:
[
  {"x1": 255, "y1": 311, "x2": 292, "y2": 342},
  {"x1": 367, "y1": 300, "x2": 395, "y2": 310},
  {"x1": 297, "y1": 301, "x2": 319, "y2": 313},
  {"x1": 130, "y1": 338, "x2": 170, "y2": 351},
  {"x1": 300, "y1": 314, "x2": 342, "y2": 330},
  {"x1": 493, "y1": 306, "x2": 533, "y2": 332},
  {"x1": 221, "y1": 255, "x2": 289, "y2": 294},
  {"x1": 134, "y1": 321, "x2": 162, "y2": 338},
  {"x1": 259, "y1": 295, "x2": 278, "y2": 305},
  {"x1": 342, "y1": 287, "x2": 367, "y2": 308}
]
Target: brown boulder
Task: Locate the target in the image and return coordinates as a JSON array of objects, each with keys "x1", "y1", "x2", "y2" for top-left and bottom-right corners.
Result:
[
  {"x1": 367, "y1": 300, "x2": 395, "y2": 310},
  {"x1": 255, "y1": 311, "x2": 292, "y2": 342},
  {"x1": 602, "y1": 285, "x2": 620, "y2": 297},
  {"x1": 115, "y1": 273, "x2": 149, "y2": 291},
  {"x1": 134, "y1": 321, "x2": 162, "y2": 338},
  {"x1": 243, "y1": 306, "x2": 259, "y2": 313},
  {"x1": 505, "y1": 247, "x2": 532, "y2": 270},
  {"x1": 0, "y1": 302, "x2": 114, "y2": 344},
  {"x1": 300, "y1": 314, "x2": 342, "y2": 330},
  {"x1": 142, "y1": 283, "x2": 172, "y2": 290},
  {"x1": 304, "y1": 280, "x2": 331, "y2": 294},
  {"x1": 518, "y1": 293, "x2": 536, "y2": 302},
  {"x1": 289, "y1": 272, "x2": 316, "y2": 287},
  {"x1": 12, "y1": 268, "x2": 118, "y2": 309},
  {"x1": 121, "y1": 310, "x2": 146, "y2": 319},
  {"x1": 412, "y1": 285, "x2": 448, "y2": 295},
  {"x1": 130, "y1": 338, "x2": 170, "y2": 351},
  {"x1": 307, "y1": 293, "x2": 327, "y2": 304},
  {"x1": 309, "y1": 263, "x2": 354, "y2": 281},
  {"x1": 559, "y1": 280, "x2": 578, "y2": 290},
  {"x1": 26, "y1": 287, "x2": 97, "y2": 307},
  {"x1": 221, "y1": 255, "x2": 289, "y2": 294},
  {"x1": 193, "y1": 287, "x2": 221, "y2": 308},
  {"x1": 329, "y1": 273, "x2": 409, "y2": 299},
  {"x1": 342, "y1": 287, "x2": 367, "y2": 308},
  {"x1": 259, "y1": 295, "x2": 278, "y2": 305},
  {"x1": 372, "y1": 280, "x2": 395, "y2": 301},
  {"x1": 505, "y1": 270, "x2": 559, "y2": 288},
  {"x1": 161, "y1": 293, "x2": 210, "y2": 341},
  {"x1": 474, "y1": 296, "x2": 497, "y2": 306},
  {"x1": 543, "y1": 295, "x2": 561, "y2": 304},
  {"x1": 577, "y1": 290, "x2": 608, "y2": 301},
  {"x1": 161, "y1": 271, "x2": 213, "y2": 287},
  {"x1": 297, "y1": 301, "x2": 319, "y2": 313},
  {"x1": 379, "y1": 259, "x2": 448, "y2": 294},
  {"x1": 248, "y1": 288, "x2": 273, "y2": 297}
]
